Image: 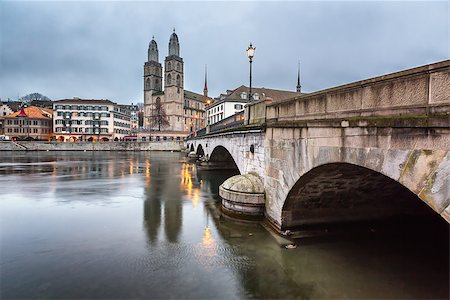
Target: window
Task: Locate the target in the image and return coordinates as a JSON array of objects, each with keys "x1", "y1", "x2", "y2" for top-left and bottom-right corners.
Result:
[
  {"x1": 167, "y1": 74, "x2": 172, "y2": 85},
  {"x1": 240, "y1": 92, "x2": 247, "y2": 99},
  {"x1": 253, "y1": 93, "x2": 259, "y2": 100},
  {"x1": 234, "y1": 104, "x2": 243, "y2": 110}
]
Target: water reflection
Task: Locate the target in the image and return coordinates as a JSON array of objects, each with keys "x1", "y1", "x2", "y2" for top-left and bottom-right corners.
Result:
[{"x1": 0, "y1": 151, "x2": 448, "y2": 299}]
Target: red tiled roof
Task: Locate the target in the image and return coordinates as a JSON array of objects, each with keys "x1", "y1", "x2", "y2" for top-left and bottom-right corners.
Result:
[{"x1": 5, "y1": 106, "x2": 53, "y2": 119}]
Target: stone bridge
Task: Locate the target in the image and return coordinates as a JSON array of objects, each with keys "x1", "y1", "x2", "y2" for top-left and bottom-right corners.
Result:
[{"x1": 188, "y1": 60, "x2": 450, "y2": 231}]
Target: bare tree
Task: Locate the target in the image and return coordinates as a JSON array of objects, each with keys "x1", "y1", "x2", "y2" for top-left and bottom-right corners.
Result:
[
  {"x1": 149, "y1": 98, "x2": 170, "y2": 131},
  {"x1": 21, "y1": 93, "x2": 51, "y2": 101}
]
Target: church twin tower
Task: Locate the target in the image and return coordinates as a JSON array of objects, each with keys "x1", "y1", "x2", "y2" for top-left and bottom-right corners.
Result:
[{"x1": 143, "y1": 30, "x2": 185, "y2": 131}]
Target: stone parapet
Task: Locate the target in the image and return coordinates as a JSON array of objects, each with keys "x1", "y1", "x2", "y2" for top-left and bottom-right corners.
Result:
[{"x1": 266, "y1": 60, "x2": 450, "y2": 122}]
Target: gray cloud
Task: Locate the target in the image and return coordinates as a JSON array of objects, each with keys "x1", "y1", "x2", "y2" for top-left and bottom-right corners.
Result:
[{"x1": 0, "y1": 1, "x2": 448, "y2": 103}]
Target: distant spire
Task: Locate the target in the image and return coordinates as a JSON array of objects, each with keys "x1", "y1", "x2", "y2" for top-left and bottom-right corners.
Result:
[
  {"x1": 296, "y1": 60, "x2": 301, "y2": 93},
  {"x1": 173, "y1": 28, "x2": 176, "y2": 33},
  {"x1": 203, "y1": 64, "x2": 208, "y2": 97}
]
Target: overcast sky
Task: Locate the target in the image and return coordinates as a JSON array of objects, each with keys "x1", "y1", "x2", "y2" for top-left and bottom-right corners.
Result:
[{"x1": 0, "y1": 1, "x2": 448, "y2": 104}]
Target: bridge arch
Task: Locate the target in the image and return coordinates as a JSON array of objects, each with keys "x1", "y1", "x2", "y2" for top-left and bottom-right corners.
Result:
[
  {"x1": 280, "y1": 162, "x2": 438, "y2": 230},
  {"x1": 209, "y1": 145, "x2": 240, "y2": 174},
  {"x1": 195, "y1": 144, "x2": 205, "y2": 157}
]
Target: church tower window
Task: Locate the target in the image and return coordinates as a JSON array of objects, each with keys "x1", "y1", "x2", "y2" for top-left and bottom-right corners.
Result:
[{"x1": 167, "y1": 74, "x2": 172, "y2": 85}]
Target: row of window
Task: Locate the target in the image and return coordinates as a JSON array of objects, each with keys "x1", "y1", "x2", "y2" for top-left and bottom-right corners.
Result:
[
  {"x1": 113, "y1": 121, "x2": 130, "y2": 128},
  {"x1": 55, "y1": 127, "x2": 109, "y2": 133},
  {"x1": 183, "y1": 109, "x2": 204, "y2": 117},
  {"x1": 6, "y1": 128, "x2": 50, "y2": 134},
  {"x1": 113, "y1": 114, "x2": 131, "y2": 122},
  {"x1": 114, "y1": 129, "x2": 130, "y2": 134},
  {"x1": 240, "y1": 92, "x2": 260, "y2": 100},
  {"x1": 55, "y1": 105, "x2": 109, "y2": 111},
  {"x1": 166, "y1": 61, "x2": 182, "y2": 72},
  {"x1": 55, "y1": 119, "x2": 109, "y2": 126},
  {"x1": 184, "y1": 100, "x2": 203, "y2": 110},
  {"x1": 209, "y1": 104, "x2": 224, "y2": 115},
  {"x1": 208, "y1": 104, "x2": 244, "y2": 116},
  {"x1": 208, "y1": 113, "x2": 224, "y2": 124},
  {"x1": 6, "y1": 119, "x2": 51, "y2": 126},
  {"x1": 141, "y1": 136, "x2": 182, "y2": 141},
  {"x1": 57, "y1": 112, "x2": 111, "y2": 118}
]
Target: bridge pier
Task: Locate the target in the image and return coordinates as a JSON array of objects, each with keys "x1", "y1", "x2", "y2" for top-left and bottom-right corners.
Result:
[{"x1": 219, "y1": 173, "x2": 265, "y2": 219}]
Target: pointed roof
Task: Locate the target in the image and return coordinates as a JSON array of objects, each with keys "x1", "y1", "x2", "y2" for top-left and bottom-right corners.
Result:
[
  {"x1": 203, "y1": 65, "x2": 208, "y2": 97},
  {"x1": 149, "y1": 37, "x2": 158, "y2": 48},
  {"x1": 296, "y1": 61, "x2": 301, "y2": 93},
  {"x1": 170, "y1": 28, "x2": 179, "y2": 43},
  {"x1": 17, "y1": 108, "x2": 28, "y2": 117},
  {"x1": 168, "y1": 28, "x2": 180, "y2": 57}
]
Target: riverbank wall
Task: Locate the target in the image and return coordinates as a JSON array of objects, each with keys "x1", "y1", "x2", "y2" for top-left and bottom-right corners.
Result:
[{"x1": 0, "y1": 141, "x2": 185, "y2": 151}]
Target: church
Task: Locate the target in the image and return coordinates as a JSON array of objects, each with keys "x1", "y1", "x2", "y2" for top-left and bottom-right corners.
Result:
[{"x1": 143, "y1": 30, "x2": 208, "y2": 140}]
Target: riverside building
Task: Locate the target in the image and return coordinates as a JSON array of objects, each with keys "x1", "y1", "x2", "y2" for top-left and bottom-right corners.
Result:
[
  {"x1": 3, "y1": 106, "x2": 53, "y2": 141},
  {"x1": 53, "y1": 98, "x2": 132, "y2": 142}
]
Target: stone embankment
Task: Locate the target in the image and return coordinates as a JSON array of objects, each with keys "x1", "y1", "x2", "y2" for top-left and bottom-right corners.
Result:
[{"x1": 0, "y1": 141, "x2": 185, "y2": 151}]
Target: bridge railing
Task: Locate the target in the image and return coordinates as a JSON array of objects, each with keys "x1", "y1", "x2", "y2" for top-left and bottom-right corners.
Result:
[{"x1": 263, "y1": 60, "x2": 449, "y2": 124}]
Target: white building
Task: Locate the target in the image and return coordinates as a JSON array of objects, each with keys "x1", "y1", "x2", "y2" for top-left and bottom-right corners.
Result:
[
  {"x1": 53, "y1": 98, "x2": 132, "y2": 142},
  {"x1": 207, "y1": 85, "x2": 300, "y2": 125}
]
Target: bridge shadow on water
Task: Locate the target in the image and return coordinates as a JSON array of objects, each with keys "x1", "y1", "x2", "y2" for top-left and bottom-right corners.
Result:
[{"x1": 200, "y1": 160, "x2": 449, "y2": 299}]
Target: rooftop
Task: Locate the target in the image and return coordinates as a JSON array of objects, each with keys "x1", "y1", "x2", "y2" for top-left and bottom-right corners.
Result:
[
  {"x1": 5, "y1": 106, "x2": 53, "y2": 119},
  {"x1": 54, "y1": 98, "x2": 115, "y2": 105},
  {"x1": 218, "y1": 85, "x2": 301, "y2": 102}
]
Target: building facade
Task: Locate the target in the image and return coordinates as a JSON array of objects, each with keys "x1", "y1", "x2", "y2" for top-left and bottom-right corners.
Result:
[
  {"x1": 143, "y1": 31, "x2": 210, "y2": 139},
  {"x1": 0, "y1": 101, "x2": 21, "y2": 135},
  {"x1": 3, "y1": 106, "x2": 53, "y2": 141},
  {"x1": 53, "y1": 98, "x2": 132, "y2": 142},
  {"x1": 119, "y1": 103, "x2": 142, "y2": 134},
  {"x1": 207, "y1": 85, "x2": 301, "y2": 125}
]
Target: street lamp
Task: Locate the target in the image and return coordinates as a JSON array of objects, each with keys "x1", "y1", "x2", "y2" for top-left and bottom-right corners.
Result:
[{"x1": 246, "y1": 43, "x2": 256, "y2": 101}]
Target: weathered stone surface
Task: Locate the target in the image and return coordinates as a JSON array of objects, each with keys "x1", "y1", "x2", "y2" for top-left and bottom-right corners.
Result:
[
  {"x1": 399, "y1": 149, "x2": 446, "y2": 194},
  {"x1": 361, "y1": 75, "x2": 428, "y2": 109},
  {"x1": 221, "y1": 173, "x2": 264, "y2": 194},
  {"x1": 419, "y1": 152, "x2": 450, "y2": 213},
  {"x1": 430, "y1": 70, "x2": 450, "y2": 104},
  {"x1": 326, "y1": 88, "x2": 362, "y2": 113},
  {"x1": 219, "y1": 173, "x2": 265, "y2": 218}
]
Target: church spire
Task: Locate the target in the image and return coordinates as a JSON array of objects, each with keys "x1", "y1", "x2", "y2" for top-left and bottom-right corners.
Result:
[
  {"x1": 296, "y1": 60, "x2": 301, "y2": 93},
  {"x1": 148, "y1": 36, "x2": 159, "y2": 62},
  {"x1": 203, "y1": 64, "x2": 208, "y2": 97},
  {"x1": 168, "y1": 28, "x2": 180, "y2": 57}
]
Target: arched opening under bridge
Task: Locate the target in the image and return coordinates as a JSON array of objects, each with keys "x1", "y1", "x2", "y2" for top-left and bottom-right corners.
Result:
[
  {"x1": 280, "y1": 162, "x2": 449, "y2": 298},
  {"x1": 196, "y1": 144, "x2": 205, "y2": 157},
  {"x1": 281, "y1": 162, "x2": 439, "y2": 229},
  {"x1": 208, "y1": 145, "x2": 240, "y2": 173}
]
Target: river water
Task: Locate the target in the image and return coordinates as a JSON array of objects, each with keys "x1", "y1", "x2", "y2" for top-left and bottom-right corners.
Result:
[{"x1": 0, "y1": 152, "x2": 448, "y2": 299}]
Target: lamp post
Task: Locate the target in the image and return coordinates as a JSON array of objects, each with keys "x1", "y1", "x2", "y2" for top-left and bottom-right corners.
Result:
[{"x1": 246, "y1": 43, "x2": 256, "y2": 102}]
